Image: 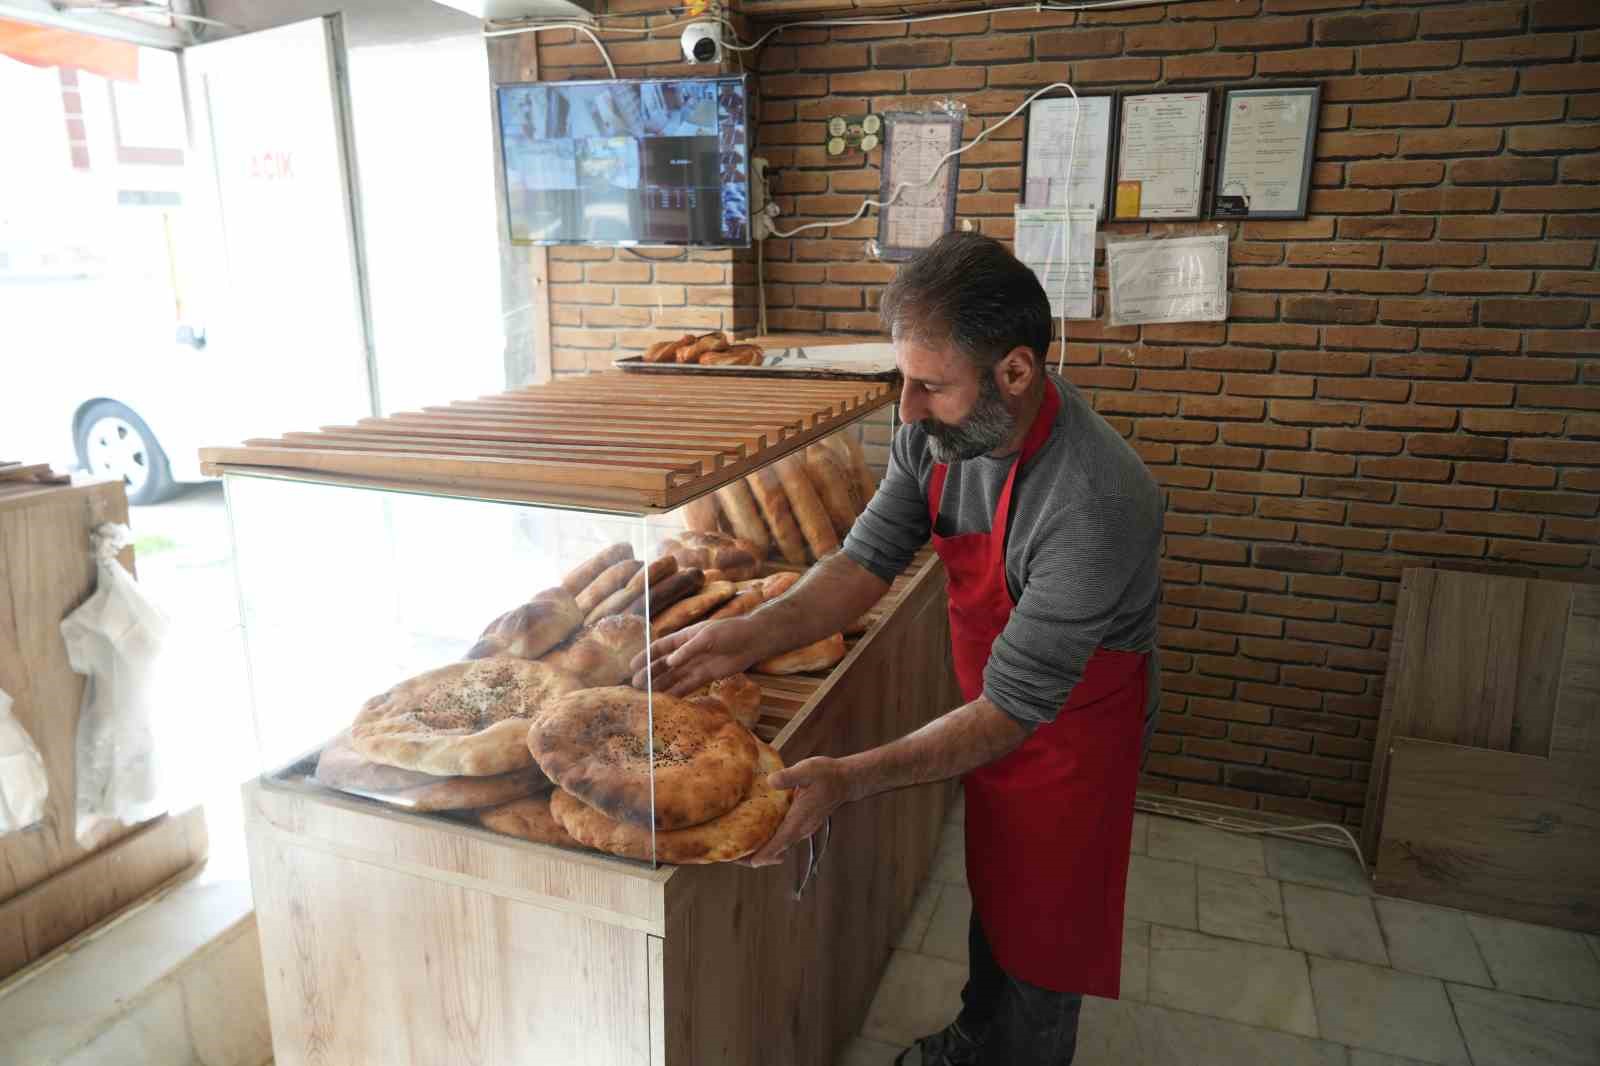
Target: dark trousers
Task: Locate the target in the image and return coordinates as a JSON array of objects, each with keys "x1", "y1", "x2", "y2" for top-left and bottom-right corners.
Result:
[{"x1": 954, "y1": 911, "x2": 1083, "y2": 1066}]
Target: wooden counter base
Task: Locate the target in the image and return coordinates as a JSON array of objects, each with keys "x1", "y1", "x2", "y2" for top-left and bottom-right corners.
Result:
[{"x1": 245, "y1": 551, "x2": 960, "y2": 1066}]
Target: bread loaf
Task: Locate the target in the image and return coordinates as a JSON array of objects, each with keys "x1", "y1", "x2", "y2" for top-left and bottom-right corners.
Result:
[
  {"x1": 645, "y1": 335, "x2": 692, "y2": 364},
  {"x1": 688, "y1": 332, "x2": 728, "y2": 360},
  {"x1": 838, "y1": 431, "x2": 879, "y2": 504},
  {"x1": 653, "y1": 580, "x2": 738, "y2": 635},
  {"x1": 683, "y1": 496, "x2": 722, "y2": 533},
  {"x1": 586, "y1": 556, "x2": 678, "y2": 624},
  {"x1": 715, "y1": 480, "x2": 772, "y2": 558},
  {"x1": 754, "y1": 633, "x2": 847, "y2": 675},
  {"x1": 804, "y1": 444, "x2": 861, "y2": 536},
  {"x1": 561, "y1": 542, "x2": 635, "y2": 597},
  {"x1": 776, "y1": 453, "x2": 840, "y2": 561},
  {"x1": 708, "y1": 584, "x2": 766, "y2": 621},
  {"x1": 699, "y1": 345, "x2": 762, "y2": 367},
  {"x1": 629, "y1": 567, "x2": 705, "y2": 619},
  {"x1": 748, "y1": 467, "x2": 809, "y2": 565},
  {"x1": 466, "y1": 587, "x2": 584, "y2": 661},
  {"x1": 575, "y1": 559, "x2": 642, "y2": 615},
  {"x1": 540, "y1": 614, "x2": 647, "y2": 688},
  {"x1": 761, "y1": 571, "x2": 801, "y2": 599},
  {"x1": 660, "y1": 531, "x2": 761, "y2": 581}
]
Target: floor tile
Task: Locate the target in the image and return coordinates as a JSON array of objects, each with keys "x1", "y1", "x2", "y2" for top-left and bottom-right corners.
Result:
[
  {"x1": 1076, "y1": 998, "x2": 1346, "y2": 1066},
  {"x1": 1147, "y1": 817, "x2": 1268, "y2": 876},
  {"x1": 1373, "y1": 899, "x2": 1491, "y2": 987},
  {"x1": 837, "y1": 1035, "x2": 905, "y2": 1066},
  {"x1": 1308, "y1": 956, "x2": 1469, "y2": 1065},
  {"x1": 1283, "y1": 882, "x2": 1388, "y2": 966},
  {"x1": 1589, "y1": 933, "x2": 1600, "y2": 966},
  {"x1": 1125, "y1": 854, "x2": 1197, "y2": 930},
  {"x1": 1448, "y1": 982, "x2": 1600, "y2": 1066},
  {"x1": 1264, "y1": 837, "x2": 1371, "y2": 896},
  {"x1": 1121, "y1": 920, "x2": 1150, "y2": 1003},
  {"x1": 895, "y1": 881, "x2": 940, "y2": 952},
  {"x1": 921, "y1": 883, "x2": 971, "y2": 964},
  {"x1": 1130, "y1": 811, "x2": 1150, "y2": 855},
  {"x1": 862, "y1": 950, "x2": 968, "y2": 1048},
  {"x1": 1197, "y1": 866, "x2": 1288, "y2": 947},
  {"x1": 1466, "y1": 913, "x2": 1600, "y2": 1008},
  {"x1": 1147, "y1": 925, "x2": 1318, "y2": 1037},
  {"x1": 1349, "y1": 1054, "x2": 1436, "y2": 1066},
  {"x1": 945, "y1": 789, "x2": 964, "y2": 828},
  {"x1": 930, "y1": 824, "x2": 966, "y2": 885}
]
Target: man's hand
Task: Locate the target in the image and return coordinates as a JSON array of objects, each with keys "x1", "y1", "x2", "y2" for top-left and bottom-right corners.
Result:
[
  {"x1": 629, "y1": 615, "x2": 770, "y2": 696},
  {"x1": 744, "y1": 756, "x2": 856, "y2": 867}
]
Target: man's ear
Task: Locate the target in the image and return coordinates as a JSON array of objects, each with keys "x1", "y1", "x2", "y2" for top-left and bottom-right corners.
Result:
[{"x1": 993, "y1": 345, "x2": 1039, "y2": 398}]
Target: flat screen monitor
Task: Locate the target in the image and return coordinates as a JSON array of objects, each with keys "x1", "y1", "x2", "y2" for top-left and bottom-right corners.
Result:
[{"x1": 496, "y1": 76, "x2": 750, "y2": 248}]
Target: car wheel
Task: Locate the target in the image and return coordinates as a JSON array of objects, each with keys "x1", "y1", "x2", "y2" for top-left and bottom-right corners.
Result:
[{"x1": 75, "y1": 401, "x2": 177, "y2": 505}]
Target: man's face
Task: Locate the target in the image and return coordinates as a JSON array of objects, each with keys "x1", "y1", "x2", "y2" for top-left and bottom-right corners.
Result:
[{"x1": 895, "y1": 337, "x2": 1018, "y2": 463}]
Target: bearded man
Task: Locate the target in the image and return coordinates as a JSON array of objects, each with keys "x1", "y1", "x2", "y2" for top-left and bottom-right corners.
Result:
[{"x1": 636, "y1": 231, "x2": 1163, "y2": 1066}]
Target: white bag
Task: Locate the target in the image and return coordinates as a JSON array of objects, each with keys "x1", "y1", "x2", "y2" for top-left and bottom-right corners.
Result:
[
  {"x1": 60, "y1": 524, "x2": 169, "y2": 845},
  {"x1": 0, "y1": 686, "x2": 49, "y2": 834}
]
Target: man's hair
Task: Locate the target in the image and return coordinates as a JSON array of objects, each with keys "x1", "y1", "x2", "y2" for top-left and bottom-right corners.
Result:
[{"x1": 878, "y1": 231, "x2": 1053, "y2": 372}]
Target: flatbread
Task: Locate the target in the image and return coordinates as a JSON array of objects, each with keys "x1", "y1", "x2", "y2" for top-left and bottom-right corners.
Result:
[
  {"x1": 660, "y1": 531, "x2": 761, "y2": 581},
  {"x1": 715, "y1": 480, "x2": 772, "y2": 558},
  {"x1": 754, "y1": 633, "x2": 847, "y2": 676},
  {"x1": 688, "y1": 674, "x2": 762, "y2": 730},
  {"x1": 575, "y1": 559, "x2": 642, "y2": 614},
  {"x1": 478, "y1": 793, "x2": 586, "y2": 848},
  {"x1": 805, "y1": 444, "x2": 862, "y2": 535},
  {"x1": 551, "y1": 742, "x2": 791, "y2": 864},
  {"x1": 561, "y1": 542, "x2": 634, "y2": 597},
  {"x1": 538, "y1": 614, "x2": 646, "y2": 688},
  {"x1": 748, "y1": 467, "x2": 809, "y2": 565},
  {"x1": 530, "y1": 687, "x2": 758, "y2": 831},
  {"x1": 708, "y1": 584, "x2": 767, "y2": 622},
  {"x1": 466, "y1": 587, "x2": 583, "y2": 661},
  {"x1": 314, "y1": 729, "x2": 550, "y2": 810},
  {"x1": 776, "y1": 454, "x2": 839, "y2": 561},
  {"x1": 351, "y1": 657, "x2": 586, "y2": 776},
  {"x1": 683, "y1": 496, "x2": 722, "y2": 533}
]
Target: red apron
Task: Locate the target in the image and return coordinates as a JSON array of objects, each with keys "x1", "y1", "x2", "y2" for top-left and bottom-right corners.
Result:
[{"x1": 928, "y1": 383, "x2": 1146, "y2": 997}]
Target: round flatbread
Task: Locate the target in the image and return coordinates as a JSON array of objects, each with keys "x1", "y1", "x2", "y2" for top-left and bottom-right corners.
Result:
[
  {"x1": 315, "y1": 729, "x2": 550, "y2": 810},
  {"x1": 529, "y1": 687, "x2": 758, "y2": 831},
  {"x1": 466, "y1": 587, "x2": 583, "y2": 661},
  {"x1": 539, "y1": 614, "x2": 646, "y2": 688},
  {"x1": 351, "y1": 657, "x2": 586, "y2": 776},
  {"x1": 478, "y1": 793, "x2": 586, "y2": 848},
  {"x1": 551, "y1": 742, "x2": 791, "y2": 864},
  {"x1": 688, "y1": 674, "x2": 762, "y2": 730}
]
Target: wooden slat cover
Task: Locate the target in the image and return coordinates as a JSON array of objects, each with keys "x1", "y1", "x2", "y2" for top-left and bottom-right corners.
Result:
[
  {"x1": 1361, "y1": 568, "x2": 1575, "y2": 864},
  {"x1": 201, "y1": 373, "x2": 896, "y2": 513}
]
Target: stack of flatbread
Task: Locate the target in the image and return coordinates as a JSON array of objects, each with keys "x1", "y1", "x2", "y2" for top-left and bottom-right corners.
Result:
[
  {"x1": 642, "y1": 331, "x2": 764, "y2": 367},
  {"x1": 314, "y1": 540, "x2": 776, "y2": 857},
  {"x1": 523, "y1": 686, "x2": 792, "y2": 864}
]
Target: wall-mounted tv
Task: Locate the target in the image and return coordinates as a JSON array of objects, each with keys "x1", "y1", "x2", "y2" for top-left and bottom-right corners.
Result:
[{"x1": 496, "y1": 76, "x2": 750, "y2": 248}]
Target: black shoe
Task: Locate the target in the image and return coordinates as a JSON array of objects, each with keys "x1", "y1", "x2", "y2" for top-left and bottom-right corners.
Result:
[{"x1": 893, "y1": 1022, "x2": 983, "y2": 1066}]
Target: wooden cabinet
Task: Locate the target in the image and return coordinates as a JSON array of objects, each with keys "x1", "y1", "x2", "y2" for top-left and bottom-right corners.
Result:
[{"x1": 245, "y1": 551, "x2": 959, "y2": 1065}]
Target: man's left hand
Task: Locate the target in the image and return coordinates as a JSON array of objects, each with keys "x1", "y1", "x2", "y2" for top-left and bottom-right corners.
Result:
[{"x1": 743, "y1": 756, "x2": 856, "y2": 868}]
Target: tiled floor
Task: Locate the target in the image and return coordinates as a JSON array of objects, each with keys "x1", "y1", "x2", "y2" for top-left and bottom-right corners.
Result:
[{"x1": 843, "y1": 808, "x2": 1600, "y2": 1066}]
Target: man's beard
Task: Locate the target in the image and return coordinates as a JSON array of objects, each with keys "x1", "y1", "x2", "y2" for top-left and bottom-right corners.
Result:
[{"x1": 921, "y1": 373, "x2": 1018, "y2": 463}]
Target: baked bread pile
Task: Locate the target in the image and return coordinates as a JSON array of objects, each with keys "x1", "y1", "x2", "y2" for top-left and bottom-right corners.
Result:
[
  {"x1": 314, "y1": 540, "x2": 786, "y2": 863},
  {"x1": 642, "y1": 331, "x2": 764, "y2": 367}
]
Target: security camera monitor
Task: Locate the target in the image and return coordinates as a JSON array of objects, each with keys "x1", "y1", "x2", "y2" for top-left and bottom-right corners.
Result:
[{"x1": 497, "y1": 76, "x2": 750, "y2": 248}]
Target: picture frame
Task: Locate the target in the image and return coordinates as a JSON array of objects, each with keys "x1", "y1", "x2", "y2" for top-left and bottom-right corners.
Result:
[
  {"x1": 1111, "y1": 90, "x2": 1212, "y2": 222},
  {"x1": 1211, "y1": 84, "x2": 1321, "y2": 220},
  {"x1": 876, "y1": 110, "x2": 963, "y2": 262},
  {"x1": 1020, "y1": 92, "x2": 1118, "y2": 220}
]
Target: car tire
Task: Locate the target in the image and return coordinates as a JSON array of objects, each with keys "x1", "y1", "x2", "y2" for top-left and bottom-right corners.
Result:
[{"x1": 75, "y1": 400, "x2": 178, "y2": 506}]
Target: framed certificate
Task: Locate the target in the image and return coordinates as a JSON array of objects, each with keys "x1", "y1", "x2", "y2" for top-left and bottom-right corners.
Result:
[
  {"x1": 876, "y1": 110, "x2": 962, "y2": 261},
  {"x1": 1112, "y1": 91, "x2": 1211, "y2": 221},
  {"x1": 1212, "y1": 85, "x2": 1320, "y2": 219},
  {"x1": 1021, "y1": 93, "x2": 1116, "y2": 219}
]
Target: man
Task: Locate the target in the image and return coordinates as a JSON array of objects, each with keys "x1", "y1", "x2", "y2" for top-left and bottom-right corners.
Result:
[{"x1": 636, "y1": 232, "x2": 1162, "y2": 1065}]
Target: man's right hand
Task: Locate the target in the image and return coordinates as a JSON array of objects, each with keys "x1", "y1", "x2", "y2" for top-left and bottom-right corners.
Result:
[{"x1": 629, "y1": 615, "x2": 771, "y2": 697}]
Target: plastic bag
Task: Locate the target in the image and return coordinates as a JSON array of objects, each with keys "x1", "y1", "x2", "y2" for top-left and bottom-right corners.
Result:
[
  {"x1": 0, "y1": 686, "x2": 49, "y2": 834},
  {"x1": 1104, "y1": 228, "x2": 1229, "y2": 327},
  {"x1": 60, "y1": 523, "x2": 169, "y2": 845}
]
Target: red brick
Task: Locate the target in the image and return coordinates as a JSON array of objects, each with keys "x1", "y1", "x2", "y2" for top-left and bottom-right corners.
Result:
[
  {"x1": 1476, "y1": 357, "x2": 1581, "y2": 383},
  {"x1": 1238, "y1": 682, "x2": 1324, "y2": 712},
  {"x1": 1360, "y1": 41, "x2": 1461, "y2": 71},
  {"x1": 907, "y1": 67, "x2": 987, "y2": 92},
  {"x1": 1195, "y1": 655, "x2": 1279, "y2": 683},
  {"x1": 1267, "y1": 451, "x2": 1358, "y2": 477},
  {"x1": 1358, "y1": 456, "x2": 1454, "y2": 482},
  {"x1": 1235, "y1": 268, "x2": 1328, "y2": 292},
  {"x1": 1324, "y1": 325, "x2": 1418, "y2": 351},
  {"x1": 1504, "y1": 186, "x2": 1600, "y2": 212},
  {"x1": 872, "y1": 40, "x2": 951, "y2": 66},
  {"x1": 1126, "y1": 24, "x2": 1216, "y2": 52},
  {"x1": 1407, "y1": 433, "x2": 1506, "y2": 461},
  {"x1": 1233, "y1": 724, "x2": 1317, "y2": 753},
  {"x1": 1168, "y1": 587, "x2": 1249, "y2": 612},
  {"x1": 1510, "y1": 124, "x2": 1600, "y2": 153},
  {"x1": 829, "y1": 71, "x2": 904, "y2": 93},
  {"x1": 1314, "y1": 428, "x2": 1405, "y2": 454},
  {"x1": 1261, "y1": 43, "x2": 1359, "y2": 70},
  {"x1": 1218, "y1": 17, "x2": 1311, "y2": 49},
  {"x1": 1158, "y1": 712, "x2": 1228, "y2": 740},
  {"x1": 1313, "y1": 188, "x2": 1401, "y2": 215},
  {"x1": 1502, "y1": 489, "x2": 1600, "y2": 515},
  {"x1": 1307, "y1": 477, "x2": 1397, "y2": 502},
  {"x1": 1532, "y1": 1, "x2": 1600, "y2": 29},
  {"x1": 1317, "y1": 11, "x2": 1417, "y2": 44},
  {"x1": 1283, "y1": 619, "x2": 1375, "y2": 647},
  {"x1": 1420, "y1": 3, "x2": 1525, "y2": 37},
  {"x1": 1318, "y1": 379, "x2": 1412, "y2": 403},
  {"x1": 1321, "y1": 73, "x2": 1412, "y2": 102},
  {"x1": 1250, "y1": 592, "x2": 1338, "y2": 621},
  {"x1": 1340, "y1": 219, "x2": 1436, "y2": 244},
  {"x1": 1523, "y1": 63, "x2": 1600, "y2": 92},
  {"x1": 1187, "y1": 696, "x2": 1270, "y2": 725},
  {"x1": 1415, "y1": 381, "x2": 1516, "y2": 406},
  {"x1": 1461, "y1": 97, "x2": 1569, "y2": 126},
  {"x1": 1242, "y1": 219, "x2": 1336, "y2": 240},
  {"x1": 1347, "y1": 159, "x2": 1446, "y2": 186},
  {"x1": 1315, "y1": 131, "x2": 1399, "y2": 159},
  {"x1": 1374, "y1": 298, "x2": 1470, "y2": 325},
  {"x1": 1277, "y1": 350, "x2": 1369, "y2": 376},
  {"x1": 1430, "y1": 270, "x2": 1534, "y2": 294},
  {"x1": 1350, "y1": 101, "x2": 1452, "y2": 128},
  {"x1": 1262, "y1": 499, "x2": 1348, "y2": 524},
  {"x1": 1074, "y1": 57, "x2": 1164, "y2": 83},
  {"x1": 1180, "y1": 445, "x2": 1263, "y2": 470},
  {"x1": 1366, "y1": 405, "x2": 1460, "y2": 431},
  {"x1": 1414, "y1": 69, "x2": 1517, "y2": 98},
  {"x1": 1189, "y1": 348, "x2": 1277, "y2": 373},
  {"x1": 1489, "y1": 541, "x2": 1592, "y2": 567},
  {"x1": 1253, "y1": 544, "x2": 1345, "y2": 574},
  {"x1": 1398, "y1": 187, "x2": 1498, "y2": 213},
  {"x1": 1462, "y1": 410, "x2": 1567, "y2": 436},
  {"x1": 1280, "y1": 666, "x2": 1367, "y2": 696},
  {"x1": 1400, "y1": 129, "x2": 1504, "y2": 158},
  {"x1": 1383, "y1": 243, "x2": 1483, "y2": 268},
  {"x1": 1145, "y1": 754, "x2": 1223, "y2": 783},
  {"x1": 952, "y1": 37, "x2": 1031, "y2": 62},
  {"x1": 1229, "y1": 323, "x2": 1321, "y2": 349},
  {"x1": 1166, "y1": 53, "x2": 1258, "y2": 80},
  {"x1": 1225, "y1": 378, "x2": 1317, "y2": 402},
  {"x1": 763, "y1": 74, "x2": 829, "y2": 98},
  {"x1": 1458, "y1": 461, "x2": 1559, "y2": 487},
  {"x1": 1510, "y1": 438, "x2": 1600, "y2": 464},
  {"x1": 1548, "y1": 516, "x2": 1600, "y2": 541},
  {"x1": 1214, "y1": 472, "x2": 1305, "y2": 497},
  {"x1": 1424, "y1": 328, "x2": 1523, "y2": 353},
  {"x1": 1451, "y1": 159, "x2": 1559, "y2": 190},
  {"x1": 1445, "y1": 511, "x2": 1542, "y2": 537},
  {"x1": 1239, "y1": 637, "x2": 1328, "y2": 665},
  {"x1": 1288, "y1": 242, "x2": 1384, "y2": 267},
  {"x1": 1437, "y1": 216, "x2": 1543, "y2": 241},
  {"x1": 1294, "y1": 574, "x2": 1380, "y2": 601},
  {"x1": 1463, "y1": 34, "x2": 1576, "y2": 63},
  {"x1": 1168, "y1": 0, "x2": 1262, "y2": 18},
  {"x1": 1538, "y1": 271, "x2": 1600, "y2": 296}
]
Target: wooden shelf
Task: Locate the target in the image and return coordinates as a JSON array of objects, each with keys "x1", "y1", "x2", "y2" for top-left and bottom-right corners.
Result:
[{"x1": 200, "y1": 372, "x2": 897, "y2": 513}]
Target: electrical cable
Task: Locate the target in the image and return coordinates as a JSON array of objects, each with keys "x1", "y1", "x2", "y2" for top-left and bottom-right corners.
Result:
[
  {"x1": 1134, "y1": 796, "x2": 1370, "y2": 873},
  {"x1": 483, "y1": 22, "x2": 617, "y2": 78}
]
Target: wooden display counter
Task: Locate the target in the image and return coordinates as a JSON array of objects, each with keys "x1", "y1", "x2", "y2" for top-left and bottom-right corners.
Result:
[{"x1": 243, "y1": 549, "x2": 957, "y2": 1065}]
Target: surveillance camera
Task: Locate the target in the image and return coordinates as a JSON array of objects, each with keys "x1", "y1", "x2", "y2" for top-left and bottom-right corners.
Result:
[{"x1": 681, "y1": 21, "x2": 721, "y2": 65}]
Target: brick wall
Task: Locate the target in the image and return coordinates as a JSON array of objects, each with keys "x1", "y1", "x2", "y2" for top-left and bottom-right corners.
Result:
[{"x1": 532, "y1": 0, "x2": 1599, "y2": 827}]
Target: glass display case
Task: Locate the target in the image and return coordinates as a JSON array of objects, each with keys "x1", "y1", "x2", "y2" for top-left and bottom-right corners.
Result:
[{"x1": 221, "y1": 399, "x2": 888, "y2": 870}]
